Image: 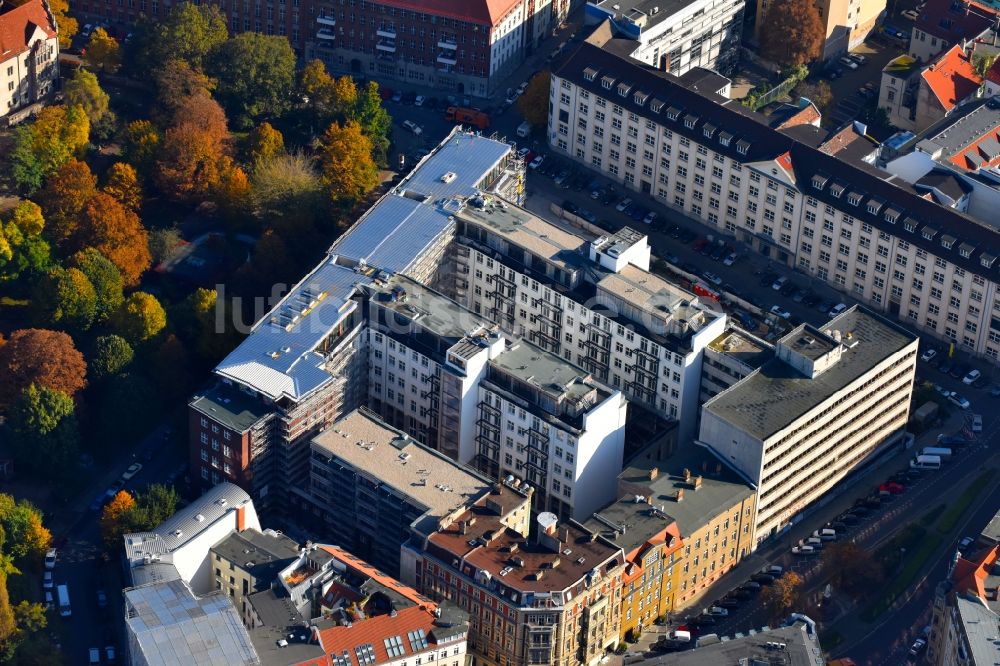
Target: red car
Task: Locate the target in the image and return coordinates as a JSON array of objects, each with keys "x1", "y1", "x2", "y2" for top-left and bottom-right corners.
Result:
[
  {"x1": 692, "y1": 238, "x2": 708, "y2": 252},
  {"x1": 879, "y1": 482, "x2": 905, "y2": 494}
]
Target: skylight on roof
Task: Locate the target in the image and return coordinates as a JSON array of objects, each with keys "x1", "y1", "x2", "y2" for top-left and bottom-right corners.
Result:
[
  {"x1": 407, "y1": 629, "x2": 429, "y2": 651},
  {"x1": 384, "y1": 636, "x2": 405, "y2": 658}
]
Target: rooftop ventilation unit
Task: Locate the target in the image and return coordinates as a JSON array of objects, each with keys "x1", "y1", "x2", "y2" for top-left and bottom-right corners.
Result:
[{"x1": 441, "y1": 172, "x2": 457, "y2": 183}]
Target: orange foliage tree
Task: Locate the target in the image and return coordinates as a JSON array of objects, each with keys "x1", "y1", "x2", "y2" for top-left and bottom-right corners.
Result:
[
  {"x1": 319, "y1": 120, "x2": 378, "y2": 205},
  {"x1": 155, "y1": 95, "x2": 231, "y2": 203},
  {"x1": 102, "y1": 162, "x2": 143, "y2": 211},
  {"x1": 37, "y1": 159, "x2": 97, "y2": 246},
  {"x1": 75, "y1": 193, "x2": 151, "y2": 285},
  {"x1": 0, "y1": 329, "x2": 87, "y2": 407},
  {"x1": 100, "y1": 491, "x2": 135, "y2": 550}
]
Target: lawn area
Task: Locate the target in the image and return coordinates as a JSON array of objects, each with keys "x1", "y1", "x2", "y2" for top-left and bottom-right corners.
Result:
[{"x1": 936, "y1": 469, "x2": 996, "y2": 533}]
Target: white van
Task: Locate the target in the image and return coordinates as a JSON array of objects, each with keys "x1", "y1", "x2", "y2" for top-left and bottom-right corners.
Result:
[
  {"x1": 57, "y1": 584, "x2": 71, "y2": 618},
  {"x1": 516, "y1": 121, "x2": 532, "y2": 138},
  {"x1": 813, "y1": 528, "x2": 837, "y2": 541},
  {"x1": 910, "y1": 454, "x2": 942, "y2": 470},
  {"x1": 668, "y1": 629, "x2": 691, "y2": 642}
]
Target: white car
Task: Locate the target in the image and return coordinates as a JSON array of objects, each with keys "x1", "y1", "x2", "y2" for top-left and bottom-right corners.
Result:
[
  {"x1": 827, "y1": 303, "x2": 848, "y2": 317},
  {"x1": 723, "y1": 252, "x2": 738, "y2": 266},
  {"x1": 920, "y1": 348, "x2": 937, "y2": 362},
  {"x1": 529, "y1": 155, "x2": 544, "y2": 170},
  {"x1": 401, "y1": 120, "x2": 422, "y2": 136},
  {"x1": 708, "y1": 606, "x2": 729, "y2": 616},
  {"x1": 839, "y1": 56, "x2": 859, "y2": 69},
  {"x1": 962, "y1": 369, "x2": 981, "y2": 385},
  {"x1": 122, "y1": 463, "x2": 143, "y2": 480},
  {"x1": 643, "y1": 211, "x2": 658, "y2": 225},
  {"x1": 414, "y1": 95, "x2": 425, "y2": 107},
  {"x1": 770, "y1": 305, "x2": 792, "y2": 319},
  {"x1": 45, "y1": 548, "x2": 56, "y2": 570},
  {"x1": 949, "y1": 393, "x2": 971, "y2": 410},
  {"x1": 516, "y1": 147, "x2": 531, "y2": 160},
  {"x1": 972, "y1": 413, "x2": 983, "y2": 433},
  {"x1": 615, "y1": 197, "x2": 633, "y2": 212},
  {"x1": 43, "y1": 572, "x2": 53, "y2": 590}
]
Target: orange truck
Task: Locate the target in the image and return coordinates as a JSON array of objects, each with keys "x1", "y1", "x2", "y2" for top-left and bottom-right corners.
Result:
[{"x1": 445, "y1": 106, "x2": 490, "y2": 130}]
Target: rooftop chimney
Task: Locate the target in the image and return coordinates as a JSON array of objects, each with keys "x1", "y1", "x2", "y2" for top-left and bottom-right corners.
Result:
[
  {"x1": 694, "y1": 475, "x2": 703, "y2": 490},
  {"x1": 459, "y1": 521, "x2": 468, "y2": 535},
  {"x1": 682, "y1": 468, "x2": 692, "y2": 482},
  {"x1": 675, "y1": 489, "x2": 685, "y2": 502},
  {"x1": 648, "y1": 467, "x2": 659, "y2": 480}
]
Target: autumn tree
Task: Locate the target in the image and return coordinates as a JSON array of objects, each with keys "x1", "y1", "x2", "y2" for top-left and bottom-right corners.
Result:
[
  {"x1": 10, "y1": 105, "x2": 90, "y2": 192},
  {"x1": 0, "y1": 329, "x2": 87, "y2": 407},
  {"x1": 90, "y1": 335, "x2": 134, "y2": 381},
  {"x1": 148, "y1": 226, "x2": 184, "y2": 265},
  {"x1": 822, "y1": 541, "x2": 883, "y2": 600},
  {"x1": 760, "y1": 571, "x2": 804, "y2": 623},
  {"x1": 102, "y1": 162, "x2": 143, "y2": 211},
  {"x1": 0, "y1": 494, "x2": 53, "y2": 565},
  {"x1": 320, "y1": 120, "x2": 379, "y2": 205},
  {"x1": 155, "y1": 95, "x2": 231, "y2": 202},
  {"x1": 246, "y1": 122, "x2": 285, "y2": 165},
  {"x1": 353, "y1": 81, "x2": 391, "y2": 166},
  {"x1": 32, "y1": 267, "x2": 97, "y2": 331},
  {"x1": 214, "y1": 159, "x2": 252, "y2": 219},
  {"x1": 143, "y1": 2, "x2": 227, "y2": 70},
  {"x1": 69, "y1": 248, "x2": 124, "y2": 323},
  {"x1": 794, "y1": 80, "x2": 834, "y2": 112},
  {"x1": 251, "y1": 151, "x2": 324, "y2": 217},
  {"x1": 48, "y1": 0, "x2": 77, "y2": 48},
  {"x1": 515, "y1": 71, "x2": 550, "y2": 129},
  {"x1": 760, "y1": 0, "x2": 824, "y2": 67},
  {"x1": 122, "y1": 120, "x2": 162, "y2": 176},
  {"x1": 37, "y1": 158, "x2": 97, "y2": 245},
  {"x1": 64, "y1": 69, "x2": 109, "y2": 125},
  {"x1": 100, "y1": 491, "x2": 136, "y2": 550},
  {"x1": 113, "y1": 292, "x2": 167, "y2": 343},
  {"x1": 152, "y1": 58, "x2": 216, "y2": 125},
  {"x1": 74, "y1": 193, "x2": 151, "y2": 285},
  {"x1": 299, "y1": 59, "x2": 335, "y2": 118},
  {"x1": 0, "y1": 203, "x2": 51, "y2": 281},
  {"x1": 84, "y1": 27, "x2": 121, "y2": 73},
  {"x1": 7, "y1": 386, "x2": 79, "y2": 478},
  {"x1": 205, "y1": 33, "x2": 297, "y2": 127}
]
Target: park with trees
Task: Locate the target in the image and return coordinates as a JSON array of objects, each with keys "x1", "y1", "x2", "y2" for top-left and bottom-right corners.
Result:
[{"x1": 0, "y1": 3, "x2": 394, "y2": 657}]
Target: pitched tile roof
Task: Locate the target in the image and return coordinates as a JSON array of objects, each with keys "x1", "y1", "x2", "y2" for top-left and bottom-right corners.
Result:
[
  {"x1": 913, "y1": 0, "x2": 996, "y2": 44},
  {"x1": 0, "y1": 0, "x2": 57, "y2": 59},
  {"x1": 551, "y1": 31, "x2": 1000, "y2": 278},
  {"x1": 374, "y1": 0, "x2": 523, "y2": 25},
  {"x1": 921, "y1": 44, "x2": 983, "y2": 111}
]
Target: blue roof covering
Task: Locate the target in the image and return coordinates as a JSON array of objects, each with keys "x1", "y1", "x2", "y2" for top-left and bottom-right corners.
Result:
[
  {"x1": 330, "y1": 195, "x2": 455, "y2": 274},
  {"x1": 401, "y1": 130, "x2": 510, "y2": 200},
  {"x1": 215, "y1": 260, "x2": 371, "y2": 400}
]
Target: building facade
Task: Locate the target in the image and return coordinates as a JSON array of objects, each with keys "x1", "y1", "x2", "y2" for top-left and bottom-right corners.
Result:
[
  {"x1": 402, "y1": 485, "x2": 627, "y2": 666},
  {"x1": 208, "y1": 528, "x2": 300, "y2": 625},
  {"x1": 585, "y1": 0, "x2": 744, "y2": 75},
  {"x1": 754, "y1": 0, "x2": 884, "y2": 59},
  {"x1": 0, "y1": 0, "x2": 58, "y2": 120},
  {"x1": 549, "y1": 32, "x2": 1000, "y2": 366},
  {"x1": 700, "y1": 308, "x2": 917, "y2": 540}
]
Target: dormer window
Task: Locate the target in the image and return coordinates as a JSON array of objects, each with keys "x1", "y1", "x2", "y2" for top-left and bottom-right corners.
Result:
[
  {"x1": 650, "y1": 99, "x2": 664, "y2": 113},
  {"x1": 583, "y1": 67, "x2": 598, "y2": 82},
  {"x1": 903, "y1": 219, "x2": 916, "y2": 233},
  {"x1": 702, "y1": 123, "x2": 716, "y2": 139},
  {"x1": 922, "y1": 226, "x2": 937, "y2": 240},
  {"x1": 684, "y1": 115, "x2": 698, "y2": 129},
  {"x1": 666, "y1": 107, "x2": 681, "y2": 120},
  {"x1": 736, "y1": 140, "x2": 750, "y2": 155},
  {"x1": 633, "y1": 91, "x2": 648, "y2": 105},
  {"x1": 829, "y1": 183, "x2": 845, "y2": 198},
  {"x1": 981, "y1": 253, "x2": 995, "y2": 268},
  {"x1": 617, "y1": 82, "x2": 631, "y2": 97},
  {"x1": 719, "y1": 131, "x2": 732, "y2": 147},
  {"x1": 866, "y1": 200, "x2": 881, "y2": 215},
  {"x1": 959, "y1": 242, "x2": 974, "y2": 258},
  {"x1": 811, "y1": 174, "x2": 828, "y2": 190},
  {"x1": 884, "y1": 210, "x2": 899, "y2": 224},
  {"x1": 941, "y1": 235, "x2": 955, "y2": 250},
  {"x1": 601, "y1": 76, "x2": 614, "y2": 90},
  {"x1": 847, "y1": 192, "x2": 862, "y2": 206}
]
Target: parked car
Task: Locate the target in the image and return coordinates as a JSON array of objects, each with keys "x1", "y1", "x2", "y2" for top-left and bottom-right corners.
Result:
[
  {"x1": 920, "y1": 348, "x2": 937, "y2": 362},
  {"x1": 43, "y1": 572, "x2": 53, "y2": 590},
  {"x1": 401, "y1": 120, "x2": 422, "y2": 135},
  {"x1": 828, "y1": 303, "x2": 848, "y2": 317},
  {"x1": 990, "y1": 384, "x2": 1000, "y2": 397},
  {"x1": 717, "y1": 598, "x2": 740, "y2": 608},
  {"x1": 529, "y1": 155, "x2": 544, "y2": 170},
  {"x1": 771, "y1": 275, "x2": 787, "y2": 291},
  {"x1": 949, "y1": 393, "x2": 971, "y2": 409},
  {"x1": 723, "y1": 252, "x2": 738, "y2": 266},
  {"x1": 939, "y1": 359, "x2": 954, "y2": 375},
  {"x1": 908, "y1": 638, "x2": 927, "y2": 657},
  {"x1": 122, "y1": 463, "x2": 143, "y2": 481},
  {"x1": 751, "y1": 573, "x2": 775, "y2": 584},
  {"x1": 105, "y1": 646, "x2": 117, "y2": 662},
  {"x1": 45, "y1": 549, "x2": 56, "y2": 570},
  {"x1": 770, "y1": 305, "x2": 792, "y2": 319},
  {"x1": 89, "y1": 648, "x2": 101, "y2": 665},
  {"x1": 963, "y1": 369, "x2": 982, "y2": 385},
  {"x1": 840, "y1": 56, "x2": 859, "y2": 69},
  {"x1": 849, "y1": 53, "x2": 868, "y2": 66},
  {"x1": 615, "y1": 197, "x2": 633, "y2": 212},
  {"x1": 902, "y1": 8, "x2": 920, "y2": 19},
  {"x1": 703, "y1": 271, "x2": 723, "y2": 286},
  {"x1": 708, "y1": 606, "x2": 729, "y2": 616},
  {"x1": 643, "y1": 211, "x2": 658, "y2": 225},
  {"x1": 972, "y1": 413, "x2": 983, "y2": 433}
]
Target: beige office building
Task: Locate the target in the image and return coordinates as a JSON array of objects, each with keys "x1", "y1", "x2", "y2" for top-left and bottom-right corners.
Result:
[
  {"x1": 753, "y1": 0, "x2": 885, "y2": 58},
  {"x1": 699, "y1": 307, "x2": 918, "y2": 539},
  {"x1": 550, "y1": 32, "x2": 1000, "y2": 367}
]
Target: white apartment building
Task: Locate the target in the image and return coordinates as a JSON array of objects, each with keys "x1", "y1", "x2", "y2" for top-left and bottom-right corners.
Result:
[
  {"x1": 699, "y1": 307, "x2": 918, "y2": 539},
  {"x1": 550, "y1": 31, "x2": 1000, "y2": 366},
  {"x1": 585, "y1": 0, "x2": 744, "y2": 75},
  {"x1": 0, "y1": 0, "x2": 59, "y2": 120},
  {"x1": 446, "y1": 198, "x2": 726, "y2": 443}
]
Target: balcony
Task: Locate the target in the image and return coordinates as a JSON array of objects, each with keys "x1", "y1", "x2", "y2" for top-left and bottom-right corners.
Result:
[
  {"x1": 437, "y1": 52, "x2": 457, "y2": 66},
  {"x1": 438, "y1": 37, "x2": 458, "y2": 50},
  {"x1": 376, "y1": 40, "x2": 397, "y2": 53},
  {"x1": 317, "y1": 28, "x2": 335, "y2": 40},
  {"x1": 316, "y1": 14, "x2": 335, "y2": 26},
  {"x1": 376, "y1": 26, "x2": 396, "y2": 38}
]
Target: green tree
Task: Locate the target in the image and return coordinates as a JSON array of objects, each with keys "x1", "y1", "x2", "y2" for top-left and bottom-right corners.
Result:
[
  {"x1": 130, "y1": 485, "x2": 179, "y2": 529},
  {"x1": 147, "y1": 226, "x2": 184, "y2": 266},
  {"x1": 319, "y1": 120, "x2": 379, "y2": 205},
  {"x1": 974, "y1": 52, "x2": 998, "y2": 79},
  {"x1": 7, "y1": 386, "x2": 79, "y2": 478},
  {"x1": 113, "y1": 292, "x2": 167, "y2": 343},
  {"x1": 0, "y1": 494, "x2": 53, "y2": 565},
  {"x1": 90, "y1": 335, "x2": 134, "y2": 380},
  {"x1": 760, "y1": 0, "x2": 824, "y2": 67},
  {"x1": 206, "y1": 33, "x2": 296, "y2": 127},
  {"x1": 245, "y1": 122, "x2": 285, "y2": 165},
  {"x1": 84, "y1": 27, "x2": 121, "y2": 73},
  {"x1": 63, "y1": 69, "x2": 109, "y2": 125},
  {"x1": 145, "y1": 2, "x2": 228, "y2": 70},
  {"x1": 121, "y1": 120, "x2": 162, "y2": 176},
  {"x1": 352, "y1": 81, "x2": 391, "y2": 166},
  {"x1": 515, "y1": 72, "x2": 550, "y2": 129},
  {"x1": 250, "y1": 151, "x2": 324, "y2": 217},
  {"x1": 10, "y1": 105, "x2": 90, "y2": 192},
  {"x1": 32, "y1": 267, "x2": 97, "y2": 331},
  {"x1": 793, "y1": 80, "x2": 834, "y2": 112},
  {"x1": 0, "y1": 203, "x2": 51, "y2": 281},
  {"x1": 69, "y1": 248, "x2": 124, "y2": 323}
]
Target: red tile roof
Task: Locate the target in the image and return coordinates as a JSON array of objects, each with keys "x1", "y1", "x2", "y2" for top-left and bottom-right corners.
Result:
[
  {"x1": 0, "y1": 0, "x2": 57, "y2": 60},
  {"x1": 913, "y1": 0, "x2": 996, "y2": 45},
  {"x1": 318, "y1": 545, "x2": 435, "y2": 609},
  {"x1": 921, "y1": 44, "x2": 983, "y2": 111},
  {"x1": 949, "y1": 124, "x2": 1000, "y2": 170},
  {"x1": 775, "y1": 104, "x2": 821, "y2": 130},
  {"x1": 313, "y1": 605, "x2": 456, "y2": 666},
  {"x1": 377, "y1": 0, "x2": 523, "y2": 26}
]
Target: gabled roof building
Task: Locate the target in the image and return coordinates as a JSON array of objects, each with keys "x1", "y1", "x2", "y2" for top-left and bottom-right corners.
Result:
[{"x1": 0, "y1": 0, "x2": 59, "y2": 120}]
